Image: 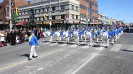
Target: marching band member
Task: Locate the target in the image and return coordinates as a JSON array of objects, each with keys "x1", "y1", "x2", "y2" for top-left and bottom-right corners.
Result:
[
  {"x1": 102, "y1": 27, "x2": 109, "y2": 48},
  {"x1": 49, "y1": 29, "x2": 54, "y2": 43},
  {"x1": 110, "y1": 27, "x2": 115, "y2": 45},
  {"x1": 65, "y1": 29, "x2": 69, "y2": 43},
  {"x1": 114, "y1": 28, "x2": 118, "y2": 42},
  {"x1": 59, "y1": 29, "x2": 63, "y2": 42},
  {"x1": 100, "y1": 27, "x2": 104, "y2": 41},
  {"x1": 94, "y1": 27, "x2": 98, "y2": 42},
  {"x1": 97, "y1": 27, "x2": 101, "y2": 43},
  {"x1": 84, "y1": 29, "x2": 87, "y2": 43},
  {"x1": 87, "y1": 28, "x2": 93, "y2": 46},
  {"x1": 76, "y1": 29, "x2": 80, "y2": 45},
  {"x1": 56, "y1": 30, "x2": 60, "y2": 41}
]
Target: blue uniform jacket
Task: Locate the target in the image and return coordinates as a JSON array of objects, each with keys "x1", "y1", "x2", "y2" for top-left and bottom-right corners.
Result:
[
  {"x1": 68, "y1": 30, "x2": 72, "y2": 36},
  {"x1": 97, "y1": 29, "x2": 101, "y2": 36},
  {"x1": 60, "y1": 30, "x2": 63, "y2": 36},
  {"x1": 50, "y1": 30, "x2": 54, "y2": 36},
  {"x1": 110, "y1": 29, "x2": 115, "y2": 36},
  {"x1": 29, "y1": 36, "x2": 39, "y2": 46},
  {"x1": 91, "y1": 30, "x2": 95, "y2": 37}
]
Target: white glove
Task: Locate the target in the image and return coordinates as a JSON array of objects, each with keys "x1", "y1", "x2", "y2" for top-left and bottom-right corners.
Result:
[{"x1": 37, "y1": 46, "x2": 39, "y2": 47}]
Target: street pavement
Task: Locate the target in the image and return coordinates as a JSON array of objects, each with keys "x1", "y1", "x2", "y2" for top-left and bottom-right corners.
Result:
[{"x1": 0, "y1": 32, "x2": 133, "y2": 74}]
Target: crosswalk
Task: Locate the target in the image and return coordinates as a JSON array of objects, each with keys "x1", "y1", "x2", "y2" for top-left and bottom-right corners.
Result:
[
  {"x1": 39, "y1": 41, "x2": 106, "y2": 51},
  {"x1": 110, "y1": 44, "x2": 133, "y2": 53}
]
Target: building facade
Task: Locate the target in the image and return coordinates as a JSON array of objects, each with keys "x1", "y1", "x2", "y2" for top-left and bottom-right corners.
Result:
[
  {"x1": 98, "y1": 13, "x2": 109, "y2": 25},
  {"x1": 80, "y1": 0, "x2": 98, "y2": 24},
  {"x1": 0, "y1": 0, "x2": 30, "y2": 24},
  {"x1": 18, "y1": 0, "x2": 80, "y2": 29}
]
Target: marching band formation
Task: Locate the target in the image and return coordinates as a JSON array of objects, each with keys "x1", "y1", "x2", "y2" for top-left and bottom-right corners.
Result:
[{"x1": 45, "y1": 25, "x2": 124, "y2": 48}]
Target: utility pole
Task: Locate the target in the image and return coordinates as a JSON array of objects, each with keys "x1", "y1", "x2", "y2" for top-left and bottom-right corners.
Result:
[
  {"x1": 87, "y1": 3, "x2": 89, "y2": 27},
  {"x1": 49, "y1": 0, "x2": 52, "y2": 29},
  {"x1": 9, "y1": 0, "x2": 12, "y2": 31}
]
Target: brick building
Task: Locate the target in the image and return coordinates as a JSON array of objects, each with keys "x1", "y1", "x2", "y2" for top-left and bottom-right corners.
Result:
[
  {"x1": 80, "y1": 0, "x2": 98, "y2": 24},
  {"x1": 0, "y1": 0, "x2": 29, "y2": 29}
]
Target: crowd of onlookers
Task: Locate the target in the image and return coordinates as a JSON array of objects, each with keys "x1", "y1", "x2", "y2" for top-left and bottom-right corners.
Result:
[{"x1": 0, "y1": 28, "x2": 45, "y2": 47}]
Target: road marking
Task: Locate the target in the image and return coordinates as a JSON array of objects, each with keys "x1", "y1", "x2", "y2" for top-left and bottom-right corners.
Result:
[
  {"x1": 40, "y1": 42, "x2": 49, "y2": 45},
  {"x1": 0, "y1": 49, "x2": 61, "y2": 71},
  {"x1": 80, "y1": 46, "x2": 89, "y2": 49},
  {"x1": 71, "y1": 53, "x2": 97, "y2": 74},
  {"x1": 58, "y1": 44, "x2": 67, "y2": 46},
  {"x1": 69, "y1": 45, "x2": 77, "y2": 48},
  {"x1": 127, "y1": 45, "x2": 133, "y2": 51},
  {"x1": 95, "y1": 47, "x2": 104, "y2": 50},
  {"x1": 49, "y1": 43, "x2": 58, "y2": 46},
  {"x1": 110, "y1": 44, "x2": 122, "y2": 51}
]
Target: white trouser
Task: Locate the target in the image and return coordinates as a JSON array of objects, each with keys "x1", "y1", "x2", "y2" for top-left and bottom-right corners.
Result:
[
  {"x1": 84, "y1": 36, "x2": 86, "y2": 43},
  {"x1": 49, "y1": 36, "x2": 53, "y2": 42},
  {"x1": 66, "y1": 36, "x2": 70, "y2": 42},
  {"x1": 76, "y1": 36, "x2": 79, "y2": 45},
  {"x1": 96, "y1": 36, "x2": 99, "y2": 42},
  {"x1": 81, "y1": 35, "x2": 83, "y2": 40},
  {"x1": 59, "y1": 36, "x2": 62, "y2": 42},
  {"x1": 57, "y1": 36, "x2": 60, "y2": 40},
  {"x1": 111, "y1": 36, "x2": 115, "y2": 44},
  {"x1": 100, "y1": 35, "x2": 103, "y2": 40},
  {"x1": 30, "y1": 45, "x2": 37, "y2": 59},
  {"x1": 89, "y1": 37, "x2": 92, "y2": 45},
  {"x1": 106, "y1": 39, "x2": 109, "y2": 46}
]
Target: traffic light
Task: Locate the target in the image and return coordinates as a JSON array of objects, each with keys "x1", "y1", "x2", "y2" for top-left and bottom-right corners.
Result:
[
  {"x1": 15, "y1": 8, "x2": 19, "y2": 14},
  {"x1": 84, "y1": 14, "x2": 87, "y2": 18},
  {"x1": 43, "y1": 13, "x2": 46, "y2": 18}
]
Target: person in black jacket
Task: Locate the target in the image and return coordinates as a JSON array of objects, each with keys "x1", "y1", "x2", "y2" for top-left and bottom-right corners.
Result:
[{"x1": 10, "y1": 31, "x2": 16, "y2": 45}]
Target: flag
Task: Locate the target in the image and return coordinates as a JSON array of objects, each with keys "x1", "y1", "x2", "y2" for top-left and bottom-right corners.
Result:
[{"x1": 14, "y1": 12, "x2": 18, "y2": 23}]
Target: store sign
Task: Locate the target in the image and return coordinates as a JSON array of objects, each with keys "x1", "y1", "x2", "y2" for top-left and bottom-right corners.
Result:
[
  {"x1": 52, "y1": 21, "x2": 63, "y2": 24},
  {"x1": 43, "y1": 21, "x2": 49, "y2": 24}
]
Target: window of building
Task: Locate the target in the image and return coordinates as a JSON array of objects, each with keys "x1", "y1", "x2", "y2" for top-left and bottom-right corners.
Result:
[
  {"x1": 40, "y1": 9, "x2": 44, "y2": 13},
  {"x1": 60, "y1": 5, "x2": 65, "y2": 10},
  {"x1": 71, "y1": 5, "x2": 74, "y2": 10},
  {"x1": 37, "y1": 17, "x2": 39, "y2": 21},
  {"x1": 80, "y1": 4, "x2": 85, "y2": 9},
  {"x1": 86, "y1": 0, "x2": 89, "y2": 2},
  {"x1": 61, "y1": 15, "x2": 65, "y2": 19},
  {"x1": 0, "y1": 6, "x2": 2, "y2": 9},
  {"x1": 11, "y1": 2, "x2": 14, "y2": 6},
  {"x1": 76, "y1": 6, "x2": 78, "y2": 11},
  {"x1": 52, "y1": 16, "x2": 55, "y2": 20},
  {"x1": 52, "y1": 6, "x2": 55, "y2": 11},
  {"x1": 11, "y1": 10, "x2": 14, "y2": 14},
  {"x1": 80, "y1": 14, "x2": 84, "y2": 18},
  {"x1": 91, "y1": 2, "x2": 94, "y2": 6},
  {"x1": 40, "y1": 17, "x2": 44, "y2": 21},
  {"x1": 51, "y1": 0, "x2": 58, "y2": 2},
  {"x1": 47, "y1": 7, "x2": 49, "y2": 11},
  {"x1": 76, "y1": 15, "x2": 78, "y2": 19},
  {"x1": 72, "y1": 14, "x2": 74, "y2": 19}
]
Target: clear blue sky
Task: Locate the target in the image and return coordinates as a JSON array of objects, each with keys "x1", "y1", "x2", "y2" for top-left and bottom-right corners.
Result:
[
  {"x1": 97, "y1": 0, "x2": 133, "y2": 23},
  {"x1": 0, "y1": 0, "x2": 133, "y2": 23}
]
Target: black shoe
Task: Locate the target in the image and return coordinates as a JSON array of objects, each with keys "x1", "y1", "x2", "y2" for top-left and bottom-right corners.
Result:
[
  {"x1": 28, "y1": 58, "x2": 32, "y2": 60},
  {"x1": 34, "y1": 56, "x2": 38, "y2": 58}
]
